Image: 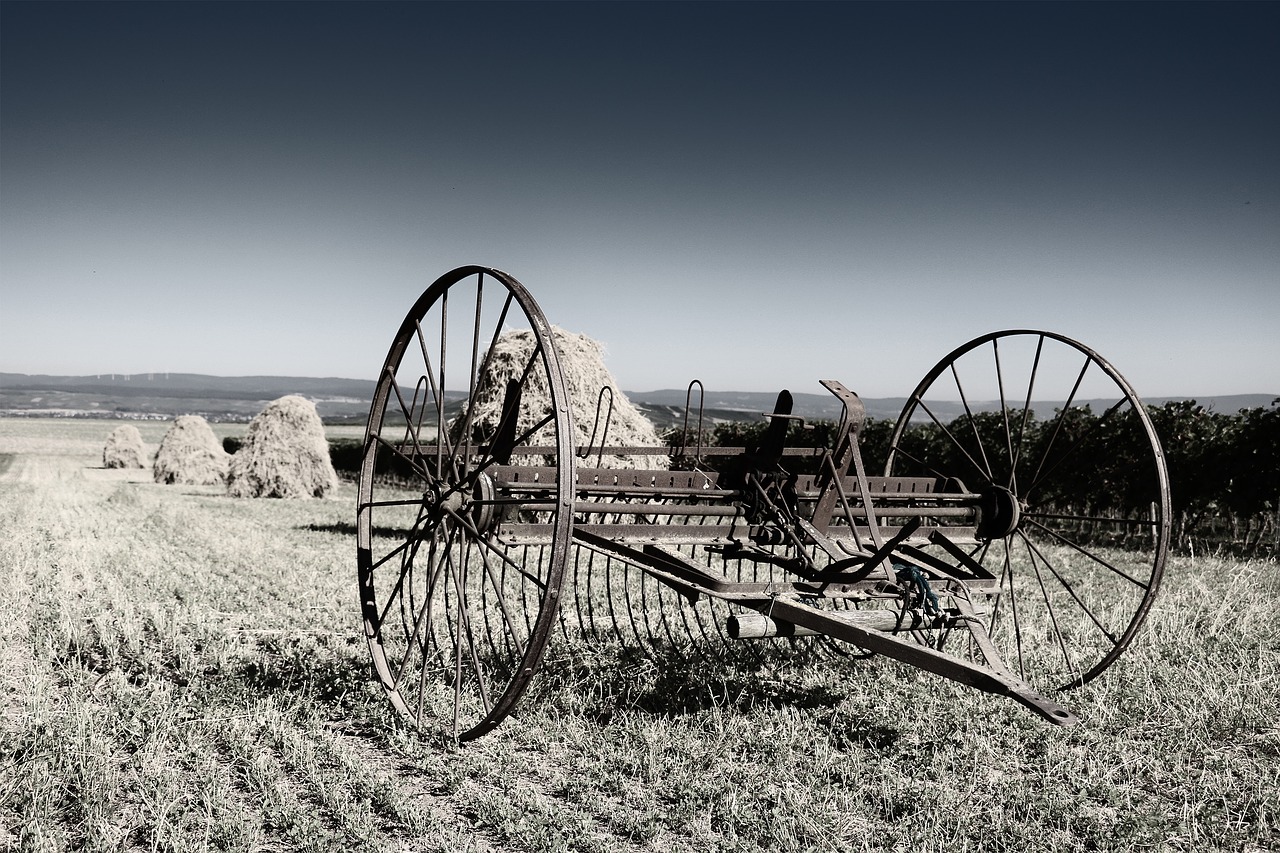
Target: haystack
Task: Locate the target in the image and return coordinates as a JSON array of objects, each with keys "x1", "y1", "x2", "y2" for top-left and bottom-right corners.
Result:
[
  {"x1": 227, "y1": 395, "x2": 338, "y2": 498},
  {"x1": 153, "y1": 415, "x2": 229, "y2": 485},
  {"x1": 454, "y1": 327, "x2": 666, "y2": 469},
  {"x1": 102, "y1": 424, "x2": 147, "y2": 469}
]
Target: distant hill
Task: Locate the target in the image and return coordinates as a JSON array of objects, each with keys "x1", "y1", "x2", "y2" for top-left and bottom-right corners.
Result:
[
  {"x1": 1, "y1": 373, "x2": 1274, "y2": 425},
  {"x1": 0, "y1": 373, "x2": 377, "y2": 422}
]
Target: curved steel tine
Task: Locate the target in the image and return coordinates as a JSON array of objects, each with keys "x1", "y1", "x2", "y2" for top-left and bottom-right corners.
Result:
[
  {"x1": 681, "y1": 379, "x2": 706, "y2": 462},
  {"x1": 580, "y1": 385, "x2": 615, "y2": 468}
]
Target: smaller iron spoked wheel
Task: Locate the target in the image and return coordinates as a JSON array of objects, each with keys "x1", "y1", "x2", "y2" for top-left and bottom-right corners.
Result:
[
  {"x1": 356, "y1": 266, "x2": 575, "y2": 741},
  {"x1": 884, "y1": 330, "x2": 1171, "y2": 693}
]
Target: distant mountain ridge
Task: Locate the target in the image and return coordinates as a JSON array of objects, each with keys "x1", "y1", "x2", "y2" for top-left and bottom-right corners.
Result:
[
  {"x1": 0, "y1": 372, "x2": 375, "y2": 398},
  {"x1": 0, "y1": 372, "x2": 377, "y2": 421},
  {"x1": 1, "y1": 373, "x2": 1274, "y2": 424}
]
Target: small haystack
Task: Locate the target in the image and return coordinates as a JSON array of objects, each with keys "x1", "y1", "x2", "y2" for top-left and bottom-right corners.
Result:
[
  {"x1": 153, "y1": 415, "x2": 229, "y2": 485},
  {"x1": 455, "y1": 327, "x2": 666, "y2": 469},
  {"x1": 227, "y1": 395, "x2": 338, "y2": 498},
  {"x1": 102, "y1": 424, "x2": 147, "y2": 469}
]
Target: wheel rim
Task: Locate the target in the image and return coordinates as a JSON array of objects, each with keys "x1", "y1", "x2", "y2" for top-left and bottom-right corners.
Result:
[
  {"x1": 885, "y1": 330, "x2": 1171, "y2": 691},
  {"x1": 357, "y1": 266, "x2": 574, "y2": 740}
]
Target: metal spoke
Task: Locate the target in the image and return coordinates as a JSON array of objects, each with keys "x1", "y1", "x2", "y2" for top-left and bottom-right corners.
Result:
[
  {"x1": 386, "y1": 367, "x2": 435, "y2": 468},
  {"x1": 1018, "y1": 532, "x2": 1078, "y2": 679},
  {"x1": 393, "y1": 519, "x2": 457, "y2": 686},
  {"x1": 367, "y1": 530, "x2": 416, "y2": 574},
  {"x1": 1025, "y1": 397, "x2": 1127, "y2": 500},
  {"x1": 1009, "y1": 334, "x2": 1045, "y2": 494},
  {"x1": 912, "y1": 396, "x2": 992, "y2": 485},
  {"x1": 1027, "y1": 511, "x2": 1159, "y2": 529},
  {"x1": 384, "y1": 512, "x2": 440, "y2": 636},
  {"x1": 993, "y1": 338, "x2": 1015, "y2": 485},
  {"x1": 448, "y1": 551, "x2": 464, "y2": 736},
  {"x1": 988, "y1": 540, "x2": 1011, "y2": 640},
  {"x1": 1025, "y1": 355, "x2": 1092, "y2": 487},
  {"x1": 376, "y1": 501, "x2": 435, "y2": 627},
  {"x1": 363, "y1": 497, "x2": 434, "y2": 510},
  {"x1": 443, "y1": 507, "x2": 550, "y2": 590},
  {"x1": 373, "y1": 430, "x2": 432, "y2": 482},
  {"x1": 890, "y1": 444, "x2": 947, "y2": 482},
  {"x1": 412, "y1": 319, "x2": 455, "y2": 473},
  {"x1": 449, "y1": 288, "x2": 516, "y2": 477},
  {"x1": 464, "y1": 274, "x2": 484, "y2": 472},
  {"x1": 477, "y1": 539, "x2": 528, "y2": 661},
  {"x1": 1023, "y1": 516, "x2": 1149, "y2": 590},
  {"x1": 450, "y1": 535, "x2": 494, "y2": 718},
  {"x1": 950, "y1": 362, "x2": 994, "y2": 482},
  {"x1": 1019, "y1": 530, "x2": 1120, "y2": 647},
  {"x1": 452, "y1": 274, "x2": 485, "y2": 478},
  {"x1": 493, "y1": 410, "x2": 557, "y2": 464},
  {"x1": 444, "y1": 347, "x2": 552, "y2": 499},
  {"x1": 1005, "y1": 541, "x2": 1026, "y2": 681}
]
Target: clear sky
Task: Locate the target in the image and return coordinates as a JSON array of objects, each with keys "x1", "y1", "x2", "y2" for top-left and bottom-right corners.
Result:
[{"x1": 2, "y1": 1, "x2": 1276, "y2": 398}]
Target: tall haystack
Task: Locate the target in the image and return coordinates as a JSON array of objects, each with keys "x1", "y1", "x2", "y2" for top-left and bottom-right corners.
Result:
[
  {"x1": 102, "y1": 424, "x2": 147, "y2": 469},
  {"x1": 454, "y1": 327, "x2": 666, "y2": 469},
  {"x1": 153, "y1": 415, "x2": 229, "y2": 485},
  {"x1": 227, "y1": 395, "x2": 338, "y2": 498}
]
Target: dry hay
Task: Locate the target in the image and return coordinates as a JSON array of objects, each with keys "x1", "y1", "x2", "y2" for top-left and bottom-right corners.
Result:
[
  {"x1": 453, "y1": 327, "x2": 667, "y2": 469},
  {"x1": 102, "y1": 424, "x2": 147, "y2": 469},
  {"x1": 153, "y1": 415, "x2": 229, "y2": 485},
  {"x1": 227, "y1": 395, "x2": 338, "y2": 498}
]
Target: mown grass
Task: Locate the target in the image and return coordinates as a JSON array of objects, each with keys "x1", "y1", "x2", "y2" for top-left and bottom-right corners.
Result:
[{"x1": 1, "y1": 418, "x2": 1276, "y2": 852}]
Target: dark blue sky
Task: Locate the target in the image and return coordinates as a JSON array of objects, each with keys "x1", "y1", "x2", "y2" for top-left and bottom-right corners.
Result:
[{"x1": 2, "y1": 1, "x2": 1276, "y2": 396}]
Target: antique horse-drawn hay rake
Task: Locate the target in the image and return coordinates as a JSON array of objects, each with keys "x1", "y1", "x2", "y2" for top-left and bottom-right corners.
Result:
[{"x1": 356, "y1": 266, "x2": 1171, "y2": 740}]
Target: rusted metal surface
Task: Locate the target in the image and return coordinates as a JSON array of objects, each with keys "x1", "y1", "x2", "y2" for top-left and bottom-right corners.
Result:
[{"x1": 357, "y1": 265, "x2": 1172, "y2": 741}]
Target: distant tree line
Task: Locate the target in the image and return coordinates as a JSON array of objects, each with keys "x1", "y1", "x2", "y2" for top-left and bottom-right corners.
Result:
[{"x1": 703, "y1": 400, "x2": 1280, "y2": 556}]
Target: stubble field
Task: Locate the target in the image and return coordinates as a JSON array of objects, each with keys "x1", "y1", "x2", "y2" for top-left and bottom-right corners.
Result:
[{"x1": 1, "y1": 418, "x2": 1276, "y2": 852}]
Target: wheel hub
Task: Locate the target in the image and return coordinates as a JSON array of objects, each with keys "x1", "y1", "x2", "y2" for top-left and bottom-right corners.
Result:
[
  {"x1": 426, "y1": 473, "x2": 498, "y2": 535},
  {"x1": 975, "y1": 485, "x2": 1021, "y2": 540},
  {"x1": 469, "y1": 472, "x2": 497, "y2": 534}
]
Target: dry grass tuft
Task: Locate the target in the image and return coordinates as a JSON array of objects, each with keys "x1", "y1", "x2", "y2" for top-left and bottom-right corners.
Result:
[
  {"x1": 153, "y1": 415, "x2": 229, "y2": 485},
  {"x1": 102, "y1": 424, "x2": 147, "y2": 469},
  {"x1": 227, "y1": 395, "x2": 338, "y2": 499},
  {"x1": 456, "y1": 327, "x2": 666, "y2": 468}
]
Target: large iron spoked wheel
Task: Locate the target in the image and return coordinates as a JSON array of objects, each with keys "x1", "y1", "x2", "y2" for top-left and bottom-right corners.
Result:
[
  {"x1": 357, "y1": 266, "x2": 575, "y2": 741},
  {"x1": 885, "y1": 330, "x2": 1171, "y2": 692}
]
